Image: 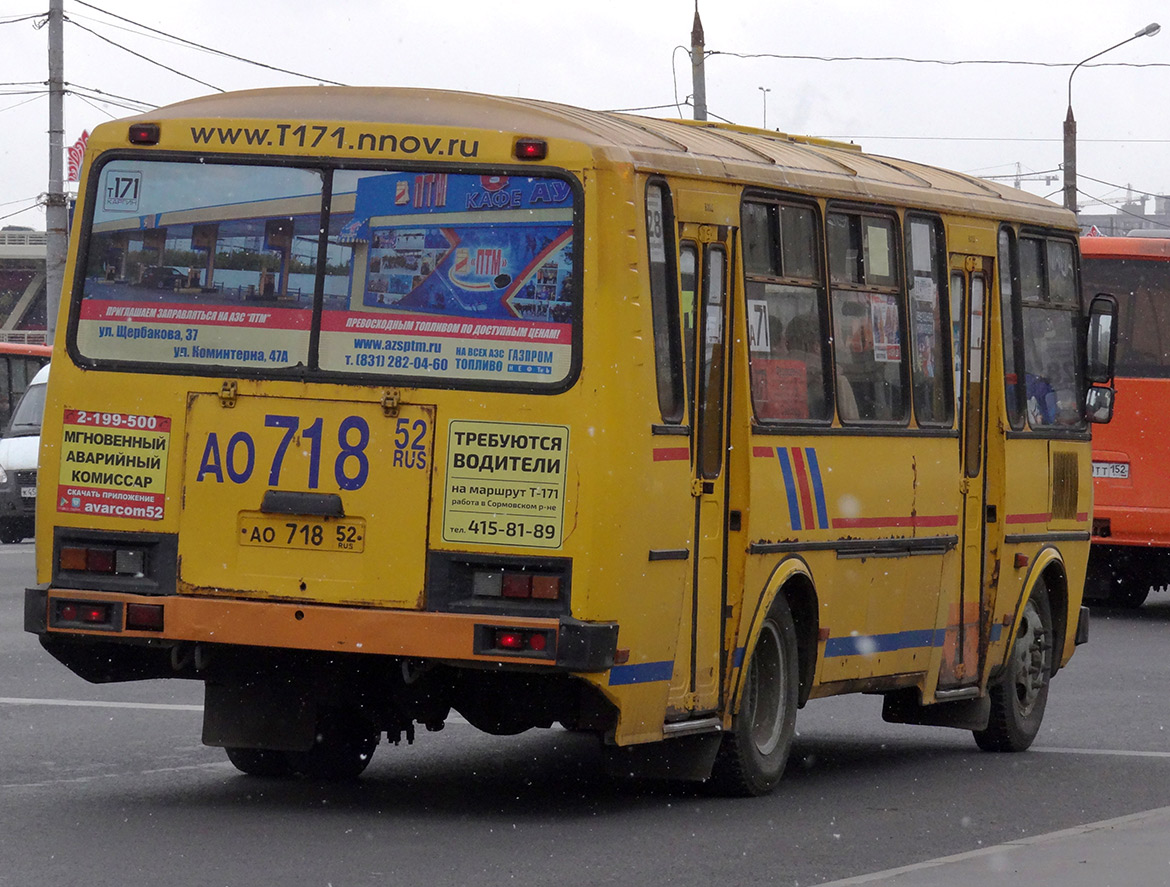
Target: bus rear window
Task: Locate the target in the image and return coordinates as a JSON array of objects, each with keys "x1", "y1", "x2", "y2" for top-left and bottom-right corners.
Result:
[{"x1": 75, "y1": 160, "x2": 579, "y2": 388}]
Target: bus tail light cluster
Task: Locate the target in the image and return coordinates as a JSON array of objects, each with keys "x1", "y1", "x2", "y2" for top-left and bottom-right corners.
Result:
[
  {"x1": 51, "y1": 598, "x2": 163, "y2": 632},
  {"x1": 474, "y1": 624, "x2": 556, "y2": 659},
  {"x1": 472, "y1": 569, "x2": 561, "y2": 601},
  {"x1": 59, "y1": 544, "x2": 145, "y2": 576}
]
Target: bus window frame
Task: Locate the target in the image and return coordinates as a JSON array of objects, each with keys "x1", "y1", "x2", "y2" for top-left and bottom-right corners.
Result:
[
  {"x1": 645, "y1": 177, "x2": 686, "y2": 426},
  {"x1": 903, "y1": 211, "x2": 955, "y2": 429},
  {"x1": 739, "y1": 190, "x2": 833, "y2": 428},
  {"x1": 1002, "y1": 226, "x2": 1090, "y2": 439},
  {"x1": 825, "y1": 202, "x2": 912, "y2": 428},
  {"x1": 65, "y1": 149, "x2": 586, "y2": 396}
]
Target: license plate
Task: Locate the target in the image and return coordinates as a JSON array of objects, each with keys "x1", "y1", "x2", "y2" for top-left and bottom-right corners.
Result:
[
  {"x1": 1092, "y1": 461, "x2": 1129, "y2": 479},
  {"x1": 238, "y1": 513, "x2": 365, "y2": 552},
  {"x1": 19, "y1": 486, "x2": 36, "y2": 498}
]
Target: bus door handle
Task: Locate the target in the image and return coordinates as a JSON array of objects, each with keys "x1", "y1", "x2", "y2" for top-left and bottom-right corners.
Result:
[{"x1": 260, "y1": 490, "x2": 345, "y2": 517}]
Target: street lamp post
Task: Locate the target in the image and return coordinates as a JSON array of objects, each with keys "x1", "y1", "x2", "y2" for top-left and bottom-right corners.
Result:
[
  {"x1": 1063, "y1": 22, "x2": 1160, "y2": 213},
  {"x1": 758, "y1": 86, "x2": 771, "y2": 130}
]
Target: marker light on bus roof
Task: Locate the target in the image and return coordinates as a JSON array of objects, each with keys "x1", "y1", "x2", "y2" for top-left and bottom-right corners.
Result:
[
  {"x1": 128, "y1": 123, "x2": 160, "y2": 145},
  {"x1": 514, "y1": 138, "x2": 547, "y2": 161}
]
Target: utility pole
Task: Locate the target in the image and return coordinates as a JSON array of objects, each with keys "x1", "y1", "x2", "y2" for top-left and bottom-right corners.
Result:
[
  {"x1": 45, "y1": 0, "x2": 67, "y2": 344},
  {"x1": 691, "y1": 3, "x2": 707, "y2": 122}
]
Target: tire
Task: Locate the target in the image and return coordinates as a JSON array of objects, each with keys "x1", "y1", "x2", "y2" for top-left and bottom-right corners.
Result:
[
  {"x1": 0, "y1": 521, "x2": 24, "y2": 544},
  {"x1": 974, "y1": 581, "x2": 1053, "y2": 752},
  {"x1": 225, "y1": 746, "x2": 295, "y2": 778},
  {"x1": 1085, "y1": 546, "x2": 1156, "y2": 608},
  {"x1": 709, "y1": 595, "x2": 799, "y2": 796},
  {"x1": 285, "y1": 709, "x2": 380, "y2": 780}
]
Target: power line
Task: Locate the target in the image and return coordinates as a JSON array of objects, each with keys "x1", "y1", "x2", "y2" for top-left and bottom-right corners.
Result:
[
  {"x1": 67, "y1": 18, "x2": 223, "y2": 91},
  {"x1": 0, "y1": 13, "x2": 45, "y2": 26},
  {"x1": 71, "y1": 0, "x2": 347, "y2": 86},
  {"x1": 710, "y1": 50, "x2": 1170, "y2": 70},
  {"x1": 66, "y1": 82, "x2": 154, "y2": 111}
]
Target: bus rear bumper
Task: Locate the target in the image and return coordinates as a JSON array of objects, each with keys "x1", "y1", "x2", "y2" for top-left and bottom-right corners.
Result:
[{"x1": 25, "y1": 585, "x2": 618, "y2": 677}]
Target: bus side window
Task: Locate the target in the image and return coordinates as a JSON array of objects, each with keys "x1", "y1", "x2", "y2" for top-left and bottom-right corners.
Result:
[
  {"x1": 1017, "y1": 236, "x2": 1085, "y2": 428},
  {"x1": 680, "y1": 243, "x2": 699, "y2": 423},
  {"x1": 828, "y1": 211, "x2": 908, "y2": 423},
  {"x1": 646, "y1": 181, "x2": 685, "y2": 425},
  {"x1": 998, "y1": 227, "x2": 1026, "y2": 429},
  {"x1": 904, "y1": 215, "x2": 953, "y2": 427},
  {"x1": 742, "y1": 199, "x2": 830, "y2": 423}
]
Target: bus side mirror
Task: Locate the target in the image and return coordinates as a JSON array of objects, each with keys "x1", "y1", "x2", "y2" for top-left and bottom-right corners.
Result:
[
  {"x1": 1086, "y1": 385, "x2": 1115, "y2": 424},
  {"x1": 1086, "y1": 293, "x2": 1118, "y2": 384}
]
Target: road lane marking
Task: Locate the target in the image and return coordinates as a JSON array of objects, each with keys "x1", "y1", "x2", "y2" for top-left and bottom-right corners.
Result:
[
  {"x1": 1033, "y1": 746, "x2": 1170, "y2": 759},
  {"x1": 3, "y1": 762, "x2": 233, "y2": 790},
  {"x1": 817, "y1": 804, "x2": 1170, "y2": 885},
  {"x1": 0, "y1": 696, "x2": 474, "y2": 725},
  {"x1": 0, "y1": 696, "x2": 202, "y2": 711}
]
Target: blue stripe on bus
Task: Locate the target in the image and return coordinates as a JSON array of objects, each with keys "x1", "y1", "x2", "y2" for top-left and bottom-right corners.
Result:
[
  {"x1": 776, "y1": 448, "x2": 802, "y2": 531},
  {"x1": 608, "y1": 660, "x2": 674, "y2": 685},
  {"x1": 733, "y1": 646, "x2": 745, "y2": 667},
  {"x1": 824, "y1": 629, "x2": 947, "y2": 658},
  {"x1": 804, "y1": 447, "x2": 829, "y2": 529}
]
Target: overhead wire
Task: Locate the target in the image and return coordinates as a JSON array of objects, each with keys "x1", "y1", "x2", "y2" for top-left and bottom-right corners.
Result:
[
  {"x1": 71, "y1": 0, "x2": 347, "y2": 86},
  {"x1": 66, "y1": 18, "x2": 223, "y2": 92}
]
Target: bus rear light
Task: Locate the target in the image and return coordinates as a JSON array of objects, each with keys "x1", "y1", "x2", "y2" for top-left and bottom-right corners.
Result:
[
  {"x1": 496, "y1": 630, "x2": 524, "y2": 650},
  {"x1": 125, "y1": 603, "x2": 164, "y2": 631},
  {"x1": 530, "y1": 575, "x2": 560, "y2": 600},
  {"x1": 514, "y1": 138, "x2": 547, "y2": 161},
  {"x1": 60, "y1": 545, "x2": 147, "y2": 576},
  {"x1": 502, "y1": 573, "x2": 532, "y2": 598},
  {"x1": 472, "y1": 570, "x2": 560, "y2": 602},
  {"x1": 476, "y1": 624, "x2": 556, "y2": 659},
  {"x1": 53, "y1": 599, "x2": 114, "y2": 628}
]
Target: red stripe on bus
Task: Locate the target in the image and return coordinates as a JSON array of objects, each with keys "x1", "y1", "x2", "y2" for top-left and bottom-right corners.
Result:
[
  {"x1": 832, "y1": 514, "x2": 959, "y2": 529},
  {"x1": 752, "y1": 446, "x2": 774, "y2": 457},
  {"x1": 791, "y1": 448, "x2": 817, "y2": 530},
  {"x1": 652, "y1": 447, "x2": 689, "y2": 462}
]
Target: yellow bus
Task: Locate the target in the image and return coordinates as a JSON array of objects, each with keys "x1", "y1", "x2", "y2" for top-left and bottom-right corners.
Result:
[{"x1": 25, "y1": 87, "x2": 1117, "y2": 795}]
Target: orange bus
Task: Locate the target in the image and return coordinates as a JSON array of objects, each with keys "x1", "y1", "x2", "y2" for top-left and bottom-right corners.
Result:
[{"x1": 1081, "y1": 235, "x2": 1170, "y2": 606}]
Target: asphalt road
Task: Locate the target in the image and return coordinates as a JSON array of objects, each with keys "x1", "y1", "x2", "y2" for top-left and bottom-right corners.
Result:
[{"x1": 3, "y1": 543, "x2": 1170, "y2": 887}]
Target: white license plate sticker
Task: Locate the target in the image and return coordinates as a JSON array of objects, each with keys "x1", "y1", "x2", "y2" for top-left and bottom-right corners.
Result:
[
  {"x1": 20, "y1": 486, "x2": 36, "y2": 498},
  {"x1": 1092, "y1": 461, "x2": 1129, "y2": 479}
]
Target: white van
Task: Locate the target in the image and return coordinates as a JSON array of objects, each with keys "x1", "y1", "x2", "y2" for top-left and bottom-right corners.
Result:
[{"x1": 0, "y1": 362, "x2": 48, "y2": 543}]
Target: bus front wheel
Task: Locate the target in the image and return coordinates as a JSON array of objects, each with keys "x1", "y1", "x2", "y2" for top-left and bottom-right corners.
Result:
[
  {"x1": 974, "y1": 581, "x2": 1052, "y2": 752},
  {"x1": 709, "y1": 595, "x2": 799, "y2": 796}
]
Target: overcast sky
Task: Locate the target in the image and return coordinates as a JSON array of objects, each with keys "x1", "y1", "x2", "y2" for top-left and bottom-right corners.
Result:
[{"x1": 3, "y1": 0, "x2": 1169, "y2": 231}]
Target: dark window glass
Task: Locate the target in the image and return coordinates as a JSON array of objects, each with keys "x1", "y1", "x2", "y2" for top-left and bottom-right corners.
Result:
[
  {"x1": 998, "y1": 228, "x2": 1025, "y2": 428},
  {"x1": 905, "y1": 216, "x2": 952, "y2": 426},
  {"x1": 646, "y1": 182, "x2": 684, "y2": 423},
  {"x1": 1082, "y1": 255, "x2": 1170, "y2": 377}
]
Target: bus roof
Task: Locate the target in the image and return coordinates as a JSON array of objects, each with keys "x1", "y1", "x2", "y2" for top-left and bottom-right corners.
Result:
[
  {"x1": 1080, "y1": 235, "x2": 1170, "y2": 260},
  {"x1": 120, "y1": 87, "x2": 1073, "y2": 230}
]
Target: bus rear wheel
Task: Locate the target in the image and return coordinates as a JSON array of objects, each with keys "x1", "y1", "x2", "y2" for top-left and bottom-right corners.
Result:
[
  {"x1": 709, "y1": 595, "x2": 799, "y2": 797},
  {"x1": 974, "y1": 581, "x2": 1052, "y2": 752},
  {"x1": 285, "y1": 709, "x2": 380, "y2": 780},
  {"x1": 225, "y1": 746, "x2": 295, "y2": 778}
]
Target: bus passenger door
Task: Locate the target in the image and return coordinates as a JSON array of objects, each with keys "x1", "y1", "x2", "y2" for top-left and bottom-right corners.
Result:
[
  {"x1": 942, "y1": 256, "x2": 995, "y2": 688},
  {"x1": 669, "y1": 223, "x2": 733, "y2": 717}
]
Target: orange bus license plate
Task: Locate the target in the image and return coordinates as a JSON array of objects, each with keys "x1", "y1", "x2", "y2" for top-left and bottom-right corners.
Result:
[{"x1": 238, "y1": 514, "x2": 365, "y2": 552}]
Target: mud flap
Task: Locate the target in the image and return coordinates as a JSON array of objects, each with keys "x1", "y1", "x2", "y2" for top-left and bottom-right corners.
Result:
[
  {"x1": 602, "y1": 733, "x2": 722, "y2": 783},
  {"x1": 882, "y1": 687, "x2": 991, "y2": 731},
  {"x1": 202, "y1": 681, "x2": 317, "y2": 752}
]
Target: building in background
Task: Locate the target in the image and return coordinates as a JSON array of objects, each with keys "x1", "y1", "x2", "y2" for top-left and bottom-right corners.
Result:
[
  {"x1": 1077, "y1": 195, "x2": 1170, "y2": 237},
  {"x1": 0, "y1": 229, "x2": 49, "y2": 344}
]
